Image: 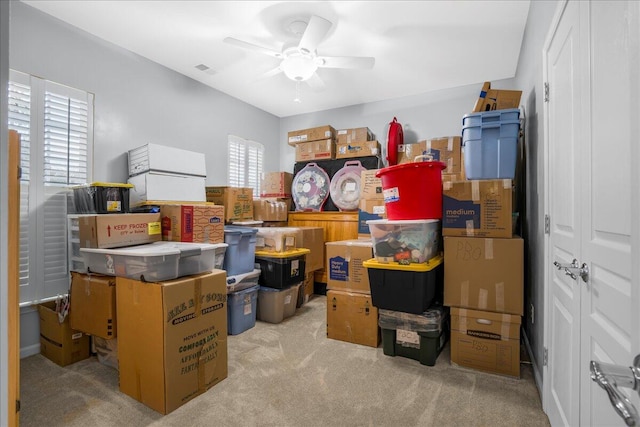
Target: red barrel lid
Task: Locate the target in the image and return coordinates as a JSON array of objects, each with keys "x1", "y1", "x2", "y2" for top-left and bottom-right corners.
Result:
[{"x1": 376, "y1": 160, "x2": 447, "y2": 178}]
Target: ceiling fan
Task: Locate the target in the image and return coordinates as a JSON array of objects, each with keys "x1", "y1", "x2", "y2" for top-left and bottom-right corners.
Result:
[{"x1": 223, "y1": 15, "x2": 375, "y2": 90}]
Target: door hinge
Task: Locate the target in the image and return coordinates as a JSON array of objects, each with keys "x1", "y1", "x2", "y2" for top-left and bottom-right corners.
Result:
[
  {"x1": 545, "y1": 214, "x2": 550, "y2": 234},
  {"x1": 16, "y1": 399, "x2": 20, "y2": 412},
  {"x1": 544, "y1": 82, "x2": 550, "y2": 102},
  {"x1": 543, "y1": 348, "x2": 549, "y2": 366}
]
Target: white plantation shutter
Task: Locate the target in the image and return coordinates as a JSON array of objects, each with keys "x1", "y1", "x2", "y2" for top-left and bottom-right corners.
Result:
[
  {"x1": 8, "y1": 70, "x2": 94, "y2": 305},
  {"x1": 228, "y1": 135, "x2": 263, "y2": 198}
]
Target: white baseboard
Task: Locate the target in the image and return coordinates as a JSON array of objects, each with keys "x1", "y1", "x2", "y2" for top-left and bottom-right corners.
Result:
[
  {"x1": 523, "y1": 329, "x2": 543, "y2": 400},
  {"x1": 20, "y1": 343, "x2": 40, "y2": 359}
]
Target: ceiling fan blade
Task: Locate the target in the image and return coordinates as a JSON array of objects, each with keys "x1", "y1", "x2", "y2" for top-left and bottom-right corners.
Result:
[
  {"x1": 298, "y1": 15, "x2": 332, "y2": 54},
  {"x1": 223, "y1": 37, "x2": 282, "y2": 58},
  {"x1": 305, "y1": 72, "x2": 325, "y2": 91},
  {"x1": 317, "y1": 56, "x2": 375, "y2": 69}
]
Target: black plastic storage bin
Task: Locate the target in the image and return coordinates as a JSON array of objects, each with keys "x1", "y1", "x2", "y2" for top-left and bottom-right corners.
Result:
[
  {"x1": 379, "y1": 306, "x2": 449, "y2": 366},
  {"x1": 363, "y1": 255, "x2": 443, "y2": 314},
  {"x1": 254, "y1": 248, "x2": 309, "y2": 289},
  {"x1": 72, "y1": 182, "x2": 134, "y2": 214}
]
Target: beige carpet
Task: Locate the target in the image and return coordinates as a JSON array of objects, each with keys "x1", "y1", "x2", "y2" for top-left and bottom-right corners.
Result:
[{"x1": 20, "y1": 295, "x2": 550, "y2": 427}]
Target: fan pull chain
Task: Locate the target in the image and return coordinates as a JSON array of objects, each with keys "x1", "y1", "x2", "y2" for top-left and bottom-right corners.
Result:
[{"x1": 293, "y1": 81, "x2": 302, "y2": 103}]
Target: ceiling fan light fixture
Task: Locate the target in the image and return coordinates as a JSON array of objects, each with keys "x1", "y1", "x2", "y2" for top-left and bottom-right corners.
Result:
[{"x1": 281, "y1": 55, "x2": 317, "y2": 81}]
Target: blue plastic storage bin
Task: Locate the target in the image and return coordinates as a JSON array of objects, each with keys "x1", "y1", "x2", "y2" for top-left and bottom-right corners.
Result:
[
  {"x1": 227, "y1": 284, "x2": 259, "y2": 335},
  {"x1": 223, "y1": 226, "x2": 258, "y2": 276},
  {"x1": 462, "y1": 108, "x2": 520, "y2": 179}
]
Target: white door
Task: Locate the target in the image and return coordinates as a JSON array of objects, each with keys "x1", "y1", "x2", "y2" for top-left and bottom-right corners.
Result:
[{"x1": 544, "y1": 1, "x2": 640, "y2": 426}]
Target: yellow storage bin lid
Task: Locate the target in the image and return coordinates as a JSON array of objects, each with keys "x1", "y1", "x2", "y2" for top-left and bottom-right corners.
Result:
[
  {"x1": 254, "y1": 247, "x2": 311, "y2": 259},
  {"x1": 72, "y1": 182, "x2": 134, "y2": 189},
  {"x1": 363, "y1": 254, "x2": 443, "y2": 272}
]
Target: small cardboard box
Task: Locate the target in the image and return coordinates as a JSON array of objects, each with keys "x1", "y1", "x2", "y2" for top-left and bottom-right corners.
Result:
[
  {"x1": 326, "y1": 240, "x2": 374, "y2": 294},
  {"x1": 160, "y1": 204, "x2": 224, "y2": 243},
  {"x1": 295, "y1": 139, "x2": 335, "y2": 162},
  {"x1": 335, "y1": 140, "x2": 381, "y2": 159},
  {"x1": 288, "y1": 125, "x2": 336, "y2": 145},
  {"x1": 357, "y1": 199, "x2": 386, "y2": 239},
  {"x1": 205, "y1": 186, "x2": 254, "y2": 223},
  {"x1": 360, "y1": 169, "x2": 383, "y2": 199},
  {"x1": 444, "y1": 236, "x2": 523, "y2": 315},
  {"x1": 260, "y1": 172, "x2": 293, "y2": 198},
  {"x1": 294, "y1": 226, "x2": 325, "y2": 273},
  {"x1": 397, "y1": 137, "x2": 462, "y2": 174},
  {"x1": 472, "y1": 81, "x2": 523, "y2": 113},
  {"x1": 38, "y1": 302, "x2": 91, "y2": 367},
  {"x1": 116, "y1": 270, "x2": 228, "y2": 415},
  {"x1": 78, "y1": 213, "x2": 162, "y2": 249},
  {"x1": 70, "y1": 272, "x2": 117, "y2": 339},
  {"x1": 450, "y1": 307, "x2": 521, "y2": 377},
  {"x1": 442, "y1": 179, "x2": 513, "y2": 238},
  {"x1": 253, "y1": 198, "x2": 288, "y2": 222},
  {"x1": 336, "y1": 127, "x2": 374, "y2": 145},
  {"x1": 326, "y1": 290, "x2": 380, "y2": 348}
]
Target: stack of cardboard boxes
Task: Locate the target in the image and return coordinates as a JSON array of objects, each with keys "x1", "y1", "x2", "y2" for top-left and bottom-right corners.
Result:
[
  {"x1": 357, "y1": 170, "x2": 386, "y2": 239},
  {"x1": 253, "y1": 171, "x2": 293, "y2": 226}
]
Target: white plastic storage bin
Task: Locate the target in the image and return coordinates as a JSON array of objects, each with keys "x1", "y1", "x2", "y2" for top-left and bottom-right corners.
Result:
[
  {"x1": 223, "y1": 226, "x2": 259, "y2": 276},
  {"x1": 255, "y1": 227, "x2": 298, "y2": 253},
  {"x1": 80, "y1": 241, "x2": 226, "y2": 282},
  {"x1": 461, "y1": 108, "x2": 520, "y2": 179},
  {"x1": 366, "y1": 219, "x2": 441, "y2": 264},
  {"x1": 128, "y1": 143, "x2": 207, "y2": 178}
]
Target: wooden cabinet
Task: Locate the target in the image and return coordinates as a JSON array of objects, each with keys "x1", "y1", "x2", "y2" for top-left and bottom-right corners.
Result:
[{"x1": 288, "y1": 211, "x2": 358, "y2": 284}]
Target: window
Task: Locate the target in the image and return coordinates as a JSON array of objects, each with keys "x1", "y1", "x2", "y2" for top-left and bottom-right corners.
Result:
[
  {"x1": 8, "y1": 70, "x2": 94, "y2": 306},
  {"x1": 228, "y1": 135, "x2": 263, "y2": 198}
]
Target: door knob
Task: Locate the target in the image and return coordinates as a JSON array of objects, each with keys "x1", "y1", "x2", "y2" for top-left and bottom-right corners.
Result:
[
  {"x1": 553, "y1": 258, "x2": 589, "y2": 283},
  {"x1": 590, "y1": 355, "x2": 640, "y2": 426}
]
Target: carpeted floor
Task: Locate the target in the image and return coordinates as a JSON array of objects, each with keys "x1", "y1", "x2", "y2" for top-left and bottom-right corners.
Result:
[{"x1": 19, "y1": 295, "x2": 550, "y2": 427}]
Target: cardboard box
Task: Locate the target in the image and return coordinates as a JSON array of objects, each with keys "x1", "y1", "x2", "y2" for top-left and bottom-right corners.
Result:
[
  {"x1": 128, "y1": 172, "x2": 207, "y2": 206},
  {"x1": 397, "y1": 137, "x2": 462, "y2": 174},
  {"x1": 205, "y1": 186, "x2": 254, "y2": 223},
  {"x1": 326, "y1": 240, "x2": 374, "y2": 294},
  {"x1": 78, "y1": 213, "x2": 162, "y2": 249},
  {"x1": 442, "y1": 179, "x2": 513, "y2": 238},
  {"x1": 260, "y1": 172, "x2": 293, "y2": 198},
  {"x1": 335, "y1": 140, "x2": 381, "y2": 159},
  {"x1": 360, "y1": 169, "x2": 383, "y2": 199},
  {"x1": 70, "y1": 272, "x2": 117, "y2": 339},
  {"x1": 302, "y1": 271, "x2": 315, "y2": 304},
  {"x1": 160, "y1": 204, "x2": 224, "y2": 243},
  {"x1": 253, "y1": 198, "x2": 288, "y2": 222},
  {"x1": 450, "y1": 307, "x2": 521, "y2": 377},
  {"x1": 288, "y1": 125, "x2": 336, "y2": 145},
  {"x1": 336, "y1": 127, "x2": 374, "y2": 144},
  {"x1": 444, "y1": 236, "x2": 523, "y2": 315},
  {"x1": 38, "y1": 302, "x2": 91, "y2": 367},
  {"x1": 472, "y1": 81, "x2": 523, "y2": 113},
  {"x1": 293, "y1": 226, "x2": 325, "y2": 272},
  {"x1": 116, "y1": 270, "x2": 228, "y2": 415},
  {"x1": 295, "y1": 139, "x2": 335, "y2": 162},
  {"x1": 326, "y1": 290, "x2": 380, "y2": 348},
  {"x1": 357, "y1": 199, "x2": 386, "y2": 239}
]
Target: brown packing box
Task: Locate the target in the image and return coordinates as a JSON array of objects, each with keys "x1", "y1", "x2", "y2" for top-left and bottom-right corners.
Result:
[
  {"x1": 79, "y1": 213, "x2": 162, "y2": 249},
  {"x1": 253, "y1": 198, "x2": 289, "y2": 222},
  {"x1": 444, "y1": 236, "x2": 524, "y2": 315},
  {"x1": 335, "y1": 140, "x2": 381, "y2": 160},
  {"x1": 288, "y1": 125, "x2": 336, "y2": 146},
  {"x1": 397, "y1": 137, "x2": 462, "y2": 174},
  {"x1": 205, "y1": 186, "x2": 254, "y2": 223},
  {"x1": 69, "y1": 272, "x2": 117, "y2": 339},
  {"x1": 302, "y1": 271, "x2": 315, "y2": 304},
  {"x1": 293, "y1": 226, "x2": 325, "y2": 272},
  {"x1": 116, "y1": 270, "x2": 228, "y2": 415},
  {"x1": 450, "y1": 307, "x2": 521, "y2": 377},
  {"x1": 295, "y1": 139, "x2": 335, "y2": 162},
  {"x1": 336, "y1": 127, "x2": 374, "y2": 144},
  {"x1": 472, "y1": 81, "x2": 523, "y2": 113},
  {"x1": 360, "y1": 169, "x2": 383, "y2": 199},
  {"x1": 357, "y1": 199, "x2": 386, "y2": 239},
  {"x1": 38, "y1": 302, "x2": 91, "y2": 367},
  {"x1": 326, "y1": 240, "x2": 374, "y2": 293},
  {"x1": 160, "y1": 204, "x2": 224, "y2": 244},
  {"x1": 442, "y1": 179, "x2": 513, "y2": 238},
  {"x1": 260, "y1": 172, "x2": 293, "y2": 198},
  {"x1": 326, "y1": 290, "x2": 380, "y2": 348}
]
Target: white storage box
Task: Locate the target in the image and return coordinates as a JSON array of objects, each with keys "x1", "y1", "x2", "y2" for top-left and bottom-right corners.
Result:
[
  {"x1": 366, "y1": 219, "x2": 441, "y2": 264},
  {"x1": 128, "y1": 172, "x2": 206, "y2": 206},
  {"x1": 128, "y1": 143, "x2": 207, "y2": 178},
  {"x1": 80, "y1": 241, "x2": 227, "y2": 282}
]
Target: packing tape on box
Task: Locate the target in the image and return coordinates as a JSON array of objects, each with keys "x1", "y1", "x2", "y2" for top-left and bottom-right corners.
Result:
[
  {"x1": 443, "y1": 181, "x2": 453, "y2": 191},
  {"x1": 447, "y1": 157, "x2": 453, "y2": 171},
  {"x1": 426, "y1": 140, "x2": 432, "y2": 152},
  {"x1": 485, "y1": 239, "x2": 494, "y2": 260},
  {"x1": 502, "y1": 321, "x2": 511, "y2": 341},
  {"x1": 458, "y1": 309, "x2": 467, "y2": 332},
  {"x1": 448, "y1": 137, "x2": 454, "y2": 152},
  {"x1": 472, "y1": 181, "x2": 480, "y2": 201},
  {"x1": 502, "y1": 179, "x2": 512, "y2": 189},
  {"x1": 465, "y1": 220, "x2": 475, "y2": 236},
  {"x1": 461, "y1": 281, "x2": 469, "y2": 307},
  {"x1": 478, "y1": 288, "x2": 488, "y2": 310},
  {"x1": 495, "y1": 282, "x2": 505, "y2": 312}
]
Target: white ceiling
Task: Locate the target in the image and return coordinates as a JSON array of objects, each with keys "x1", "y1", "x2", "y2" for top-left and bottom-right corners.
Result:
[{"x1": 22, "y1": 1, "x2": 530, "y2": 118}]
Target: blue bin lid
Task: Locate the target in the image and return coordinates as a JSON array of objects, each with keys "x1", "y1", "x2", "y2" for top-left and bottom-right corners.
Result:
[
  {"x1": 224, "y1": 225, "x2": 259, "y2": 235},
  {"x1": 229, "y1": 284, "x2": 259, "y2": 296}
]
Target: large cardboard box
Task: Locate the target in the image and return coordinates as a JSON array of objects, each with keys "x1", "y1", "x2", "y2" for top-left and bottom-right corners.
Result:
[
  {"x1": 260, "y1": 172, "x2": 293, "y2": 198},
  {"x1": 472, "y1": 81, "x2": 523, "y2": 113},
  {"x1": 69, "y1": 272, "x2": 117, "y2": 339},
  {"x1": 360, "y1": 169, "x2": 383, "y2": 199},
  {"x1": 295, "y1": 139, "x2": 335, "y2": 162},
  {"x1": 336, "y1": 127, "x2": 374, "y2": 145},
  {"x1": 205, "y1": 186, "x2": 254, "y2": 223},
  {"x1": 288, "y1": 125, "x2": 336, "y2": 145},
  {"x1": 442, "y1": 179, "x2": 513, "y2": 238},
  {"x1": 336, "y1": 140, "x2": 381, "y2": 159},
  {"x1": 38, "y1": 302, "x2": 91, "y2": 367},
  {"x1": 160, "y1": 204, "x2": 224, "y2": 243},
  {"x1": 253, "y1": 198, "x2": 288, "y2": 222},
  {"x1": 116, "y1": 270, "x2": 228, "y2": 415},
  {"x1": 397, "y1": 137, "x2": 462, "y2": 174},
  {"x1": 326, "y1": 240, "x2": 374, "y2": 294},
  {"x1": 358, "y1": 199, "x2": 386, "y2": 239},
  {"x1": 294, "y1": 226, "x2": 325, "y2": 272},
  {"x1": 450, "y1": 307, "x2": 521, "y2": 377},
  {"x1": 444, "y1": 236, "x2": 524, "y2": 315},
  {"x1": 128, "y1": 172, "x2": 207, "y2": 206},
  {"x1": 326, "y1": 290, "x2": 380, "y2": 348},
  {"x1": 78, "y1": 213, "x2": 162, "y2": 249}
]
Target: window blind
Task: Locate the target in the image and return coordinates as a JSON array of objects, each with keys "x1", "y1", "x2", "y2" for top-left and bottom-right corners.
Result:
[{"x1": 228, "y1": 135, "x2": 264, "y2": 198}]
